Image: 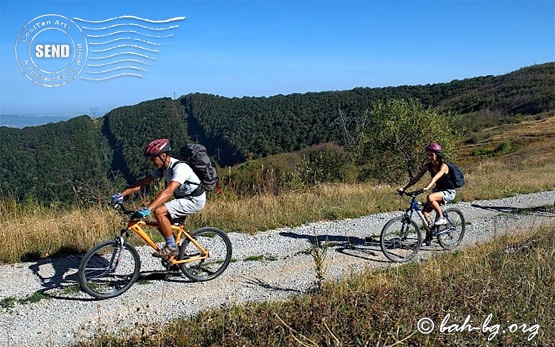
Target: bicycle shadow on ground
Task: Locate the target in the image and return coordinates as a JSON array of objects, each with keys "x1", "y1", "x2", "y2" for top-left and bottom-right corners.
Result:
[
  {"x1": 25, "y1": 252, "x2": 189, "y2": 301},
  {"x1": 239, "y1": 275, "x2": 304, "y2": 294},
  {"x1": 142, "y1": 269, "x2": 197, "y2": 284},
  {"x1": 471, "y1": 204, "x2": 555, "y2": 217},
  {"x1": 27, "y1": 251, "x2": 90, "y2": 301},
  {"x1": 278, "y1": 232, "x2": 390, "y2": 263}
]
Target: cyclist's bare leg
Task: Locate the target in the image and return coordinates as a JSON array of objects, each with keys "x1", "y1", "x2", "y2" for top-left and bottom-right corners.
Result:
[
  {"x1": 426, "y1": 192, "x2": 445, "y2": 219},
  {"x1": 153, "y1": 205, "x2": 173, "y2": 239}
]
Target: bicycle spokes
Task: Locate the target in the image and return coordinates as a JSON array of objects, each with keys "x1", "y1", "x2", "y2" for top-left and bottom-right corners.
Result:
[
  {"x1": 380, "y1": 217, "x2": 422, "y2": 262},
  {"x1": 178, "y1": 227, "x2": 232, "y2": 282},
  {"x1": 78, "y1": 240, "x2": 141, "y2": 299},
  {"x1": 437, "y1": 208, "x2": 466, "y2": 250}
]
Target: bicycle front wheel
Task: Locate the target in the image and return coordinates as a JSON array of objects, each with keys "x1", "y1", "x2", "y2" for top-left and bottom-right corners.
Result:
[
  {"x1": 437, "y1": 208, "x2": 465, "y2": 249},
  {"x1": 380, "y1": 216, "x2": 422, "y2": 263},
  {"x1": 78, "y1": 239, "x2": 141, "y2": 299},
  {"x1": 179, "y1": 227, "x2": 232, "y2": 281}
]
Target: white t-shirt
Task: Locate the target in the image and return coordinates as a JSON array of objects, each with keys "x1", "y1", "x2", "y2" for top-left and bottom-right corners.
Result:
[{"x1": 150, "y1": 157, "x2": 203, "y2": 198}]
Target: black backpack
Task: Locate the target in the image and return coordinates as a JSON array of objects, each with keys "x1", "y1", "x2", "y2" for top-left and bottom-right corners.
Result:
[
  {"x1": 447, "y1": 162, "x2": 465, "y2": 188},
  {"x1": 178, "y1": 144, "x2": 219, "y2": 192}
]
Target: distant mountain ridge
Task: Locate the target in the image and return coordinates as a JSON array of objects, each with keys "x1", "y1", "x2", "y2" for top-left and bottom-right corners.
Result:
[
  {"x1": 0, "y1": 114, "x2": 80, "y2": 128},
  {"x1": 1, "y1": 62, "x2": 553, "y2": 203}
]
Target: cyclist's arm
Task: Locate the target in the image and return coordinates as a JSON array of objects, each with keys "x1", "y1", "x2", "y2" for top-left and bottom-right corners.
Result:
[
  {"x1": 401, "y1": 165, "x2": 428, "y2": 191},
  {"x1": 121, "y1": 176, "x2": 155, "y2": 197},
  {"x1": 146, "y1": 181, "x2": 181, "y2": 211},
  {"x1": 424, "y1": 163, "x2": 449, "y2": 191}
]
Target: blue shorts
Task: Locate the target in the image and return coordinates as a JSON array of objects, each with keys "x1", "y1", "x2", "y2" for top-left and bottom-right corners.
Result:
[{"x1": 433, "y1": 188, "x2": 456, "y2": 203}]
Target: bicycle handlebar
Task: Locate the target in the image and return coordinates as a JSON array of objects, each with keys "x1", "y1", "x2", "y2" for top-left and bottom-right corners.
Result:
[
  {"x1": 397, "y1": 189, "x2": 425, "y2": 197},
  {"x1": 110, "y1": 202, "x2": 139, "y2": 217}
]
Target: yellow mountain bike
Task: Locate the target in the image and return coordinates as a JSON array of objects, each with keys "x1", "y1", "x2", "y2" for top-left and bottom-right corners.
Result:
[{"x1": 78, "y1": 203, "x2": 232, "y2": 299}]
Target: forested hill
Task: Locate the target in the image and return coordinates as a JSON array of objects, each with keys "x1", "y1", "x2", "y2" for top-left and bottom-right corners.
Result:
[
  {"x1": 1, "y1": 62, "x2": 553, "y2": 203},
  {"x1": 181, "y1": 62, "x2": 554, "y2": 165}
]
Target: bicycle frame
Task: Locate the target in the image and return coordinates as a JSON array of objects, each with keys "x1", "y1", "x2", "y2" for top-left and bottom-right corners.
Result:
[
  {"x1": 404, "y1": 194, "x2": 453, "y2": 237},
  {"x1": 405, "y1": 196, "x2": 430, "y2": 232},
  {"x1": 124, "y1": 218, "x2": 209, "y2": 265}
]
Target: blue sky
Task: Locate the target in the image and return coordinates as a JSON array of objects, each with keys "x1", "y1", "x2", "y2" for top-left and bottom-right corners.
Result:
[{"x1": 0, "y1": 0, "x2": 554, "y2": 127}]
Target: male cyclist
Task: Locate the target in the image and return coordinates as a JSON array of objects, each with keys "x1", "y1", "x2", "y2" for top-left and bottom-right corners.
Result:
[
  {"x1": 112, "y1": 138, "x2": 206, "y2": 258},
  {"x1": 397, "y1": 142, "x2": 456, "y2": 244}
]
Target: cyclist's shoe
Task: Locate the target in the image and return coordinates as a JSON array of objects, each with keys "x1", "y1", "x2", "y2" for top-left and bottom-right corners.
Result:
[
  {"x1": 152, "y1": 244, "x2": 178, "y2": 258},
  {"x1": 434, "y1": 217, "x2": 448, "y2": 226}
]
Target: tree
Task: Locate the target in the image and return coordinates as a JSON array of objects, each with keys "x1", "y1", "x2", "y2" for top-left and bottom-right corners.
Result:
[{"x1": 353, "y1": 98, "x2": 461, "y2": 183}]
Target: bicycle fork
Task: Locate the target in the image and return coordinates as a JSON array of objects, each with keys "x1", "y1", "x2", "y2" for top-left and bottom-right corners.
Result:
[{"x1": 107, "y1": 233, "x2": 129, "y2": 272}]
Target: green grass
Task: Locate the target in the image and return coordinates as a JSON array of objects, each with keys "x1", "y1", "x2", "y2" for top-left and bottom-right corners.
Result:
[
  {"x1": 243, "y1": 255, "x2": 278, "y2": 262},
  {"x1": 1, "y1": 291, "x2": 50, "y2": 310}
]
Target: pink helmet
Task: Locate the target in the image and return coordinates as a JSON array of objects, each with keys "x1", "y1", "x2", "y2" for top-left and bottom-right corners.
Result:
[
  {"x1": 144, "y1": 138, "x2": 171, "y2": 157},
  {"x1": 425, "y1": 142, "x2": 442, "y2": 153}
]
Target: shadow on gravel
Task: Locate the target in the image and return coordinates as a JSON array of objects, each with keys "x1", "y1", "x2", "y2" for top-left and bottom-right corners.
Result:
[
  {"x1": 241, "y1": 276, "x2": 303, "y2": 294},
  {"x1": 145, "y1": 269, "x2": 196, "y2": 284},
  {"x1": 27, "y1": 254, "x2": 91, "y2": 301},
  {"x1": 279, "y1": 232, "x2": 390, "y2": 263},
  {"x1": 471, "y1": 204, "x2": 555, "y2": 217}
]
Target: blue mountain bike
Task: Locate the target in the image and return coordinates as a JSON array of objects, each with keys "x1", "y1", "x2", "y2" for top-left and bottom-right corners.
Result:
[{"x1": 380, "y1": 190, "x2": 466, "y2": 262}]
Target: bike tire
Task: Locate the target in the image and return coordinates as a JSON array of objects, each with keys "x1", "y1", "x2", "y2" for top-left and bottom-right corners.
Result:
[
  {"x1": 380, "y1": 216, "x2": 422, "y2": 263},
  {"x1": 179, "y1": 227, "x2": 232, "y2": 281},
  {"x1": 78, "y1": 239, "x2": 141, "y2": 299},
  {"x1": 437, "y1": 208, "x2": 466, "y2": 250}
]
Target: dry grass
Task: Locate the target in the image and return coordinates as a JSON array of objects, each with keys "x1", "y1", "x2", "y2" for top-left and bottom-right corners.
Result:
[{"x1": 0, "y1": 202, "x2": 122, "y2": 262}]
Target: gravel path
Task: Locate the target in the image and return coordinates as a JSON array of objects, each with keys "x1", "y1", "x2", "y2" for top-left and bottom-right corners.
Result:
[{"x1": 1, "y1": 191, "x2": 554, "y2": 347}]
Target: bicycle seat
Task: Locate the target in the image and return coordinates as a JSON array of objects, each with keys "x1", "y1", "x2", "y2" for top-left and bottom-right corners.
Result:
[{"x1": 171, "y1": 217, "x2": 186, "y2": 225}]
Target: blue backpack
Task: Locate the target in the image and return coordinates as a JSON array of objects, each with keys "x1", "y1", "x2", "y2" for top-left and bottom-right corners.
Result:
[{"x1": 447, "y1": 162, "x2": 465, "y2": 188}]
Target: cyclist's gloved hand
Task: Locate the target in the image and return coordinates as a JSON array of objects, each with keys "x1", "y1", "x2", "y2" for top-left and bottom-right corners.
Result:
[
  {"x1": 134, "y1": 207, "x2": 151, "y2": 219},
  {"x1": 111, "y1": 193, "x2": 124, "y2": 204},
  {"x1": 396, "y1": 188, "x2": 404, "y2": 195}
]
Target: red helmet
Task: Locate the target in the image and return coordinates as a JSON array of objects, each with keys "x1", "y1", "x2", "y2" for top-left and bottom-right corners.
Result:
[
  {"x1": 144, "y1": 138, "x2": 171, "y2": 157},
  {"x1": 425, "y1": 142, "x2": 442, "y2": 153}
]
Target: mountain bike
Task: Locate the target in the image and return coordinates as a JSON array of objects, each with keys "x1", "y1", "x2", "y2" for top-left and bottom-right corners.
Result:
[
  {"x1": 380, "y1": 190, "x2": 465, "y2": 263},
  {"x1": 78, "y1": 203, "x2": 232, "y2": 299}
]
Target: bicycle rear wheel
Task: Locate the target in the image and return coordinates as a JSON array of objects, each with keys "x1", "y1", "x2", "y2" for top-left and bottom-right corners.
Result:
[
  {"x1": 179, "y1": 227, "x2": 232, "y2": 281},
  {"x1": 437, "y1": 208, "x2": 465, "y2": 250},
  {"x1": 380, "y1": 216, "x2": 422, "y2": 262},
  {"x1": 78, "y1": 239, "x2": 141, "y2": 299}
]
